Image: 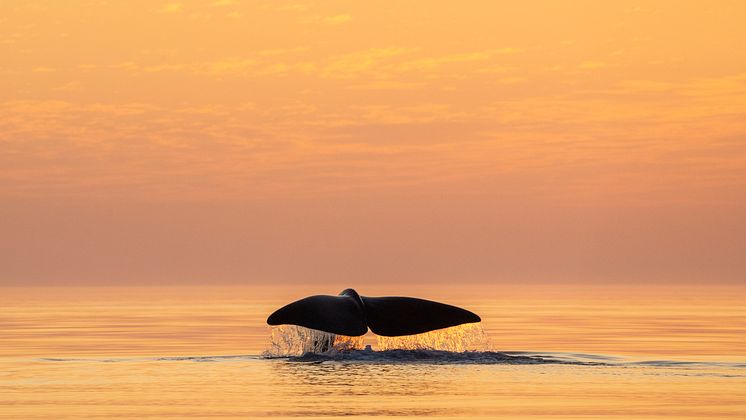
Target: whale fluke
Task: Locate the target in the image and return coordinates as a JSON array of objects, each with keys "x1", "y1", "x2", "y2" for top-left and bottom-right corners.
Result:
[{"x1": 266, "y1": 288, "x2": 481, "y2": 337}]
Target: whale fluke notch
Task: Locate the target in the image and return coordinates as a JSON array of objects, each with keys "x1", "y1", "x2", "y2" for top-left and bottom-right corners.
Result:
[{"x1": 266, "y1": 288, "x2": 481, "y2": 337}]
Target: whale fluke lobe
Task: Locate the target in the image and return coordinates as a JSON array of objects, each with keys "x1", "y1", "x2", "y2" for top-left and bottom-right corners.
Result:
[
  {"x1": 266, "y1": 289, "x2": 481, "y2": 337},
  {"x1": 266, "y1": 294, "x2": 368, "y2": 336},
  {"x1": 361, "y1": 296, "x2": 481, "y2": 336}
]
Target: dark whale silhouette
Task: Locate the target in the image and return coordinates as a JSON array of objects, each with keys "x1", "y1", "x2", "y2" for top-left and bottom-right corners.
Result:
[{"x1": 267, "y1": 288, "x2": 481, "y2": 337}]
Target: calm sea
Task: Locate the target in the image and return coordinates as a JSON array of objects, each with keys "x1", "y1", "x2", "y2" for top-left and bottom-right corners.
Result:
[{"x1": 1, "y1": 284, "x2": 745, "y2": 418}]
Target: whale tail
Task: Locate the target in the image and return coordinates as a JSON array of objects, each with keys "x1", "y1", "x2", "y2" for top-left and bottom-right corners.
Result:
[{"x1": 266, "y1": 289, "x2": 481, "y2": 337}]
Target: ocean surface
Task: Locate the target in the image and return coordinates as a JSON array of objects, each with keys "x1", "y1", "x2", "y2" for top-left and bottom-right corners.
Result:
[{"x1": 1, "y1": 284, "x2": 745, "y2": 418}]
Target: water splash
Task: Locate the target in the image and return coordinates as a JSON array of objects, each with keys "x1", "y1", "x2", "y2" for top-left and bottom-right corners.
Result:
[
  {"x1": 264, "y1": 325, "x2": 364, "y2": 357},
  {"x1": 377, "y1": 323, "x2": 489, "y2": 352},
  {"x1": 265, "y1": 323, "x2": 490, "y2": 356}
]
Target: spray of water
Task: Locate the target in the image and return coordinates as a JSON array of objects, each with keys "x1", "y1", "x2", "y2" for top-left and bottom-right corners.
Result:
[
  {"x1": 264, "y1": 325, "x2": 364, "y2": 357},
  {"x1": 265, "y1": 322, "x2": 489, "y2": 356},
  {"x1": 377, "y1": 323, "x2": 489, "y2": 352}
]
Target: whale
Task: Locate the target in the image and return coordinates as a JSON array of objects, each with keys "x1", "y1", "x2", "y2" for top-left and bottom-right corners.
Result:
[{"x1": 266, "y1": 288, "x2": 481, "y2": 337}]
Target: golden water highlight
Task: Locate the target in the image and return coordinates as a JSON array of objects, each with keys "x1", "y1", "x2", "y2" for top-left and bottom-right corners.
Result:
[{"x1": 376, "y1": 323, "x2": 489, "y2": 352}]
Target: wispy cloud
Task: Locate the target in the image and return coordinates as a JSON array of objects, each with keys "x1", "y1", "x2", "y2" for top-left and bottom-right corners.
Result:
[
  {"x1": 320, "y1": 47, "x2": 418, "y2": 78},
  {"x1": 578, "y1": 60, "x2": 606, "y2": 69},
  {"x1": 197, "y1": 58, "x2": 257, "y2": 75},
  {"x1": 158, "y1": 2, "x2": 183, "y2": 13},
  {"x1": 211, "y1": 0, "x2": 238, "y2": 6},
  {"x1": 322, "y1": 14, "x2": 351, "y2": 24}
]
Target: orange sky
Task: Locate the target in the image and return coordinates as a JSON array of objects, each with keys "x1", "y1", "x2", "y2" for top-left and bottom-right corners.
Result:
[{"x1": 1, "y1": 1, "x2": 745, "y2": 285}]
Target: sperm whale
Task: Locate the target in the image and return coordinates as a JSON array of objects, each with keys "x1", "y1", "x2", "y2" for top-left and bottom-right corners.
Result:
[{"x1": 266, "y1": 288, "x2": 481, "y2": 337}]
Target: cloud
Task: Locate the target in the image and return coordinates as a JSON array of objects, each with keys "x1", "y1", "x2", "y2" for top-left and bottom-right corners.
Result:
[
  {"x1": 322, "y1": 14, "x2": 351, "y2": 24},
  {"x1": 578, "y1": 60, "x2": 606, "y2": 69},
  {"x1": 211, "y1": 0, "x2": 238, "y2": 6},
  {"x1": 52, "y1": 45, "x2": 521, "y2": 83},
  {"x1": 144, "y1": 64, "x2": 185, "y2": 72},
  {"x1": 321, "y1": 47, "x2": 418, "y2": 78},
  {"x1": 273, "y1": 3, "x2": 309, "y2": 12},
  {"x1": 256, "y1": 47, "x2": 309, "y2": 56},
  {"x1": 197, "y1": 58, "x2": 257, "y2": 75},
  {"x1": 345, "y1": 80, "x2": 426, "y2": 90},
  {"x1": 52, "y1": 81, "x2": 82, "y2": 92},
  {"x1": 109, "y1": 62, "x2": 139, "y2": 71},
  {"x1": 319, "y1": 47, "x2": 519, "y2": 79},
  {"x1": 158, "y1": 3, "x2": 183, "y2": 13},
  {"x1": 393, "y1": 51, "x2": 494, "y2": 72}
]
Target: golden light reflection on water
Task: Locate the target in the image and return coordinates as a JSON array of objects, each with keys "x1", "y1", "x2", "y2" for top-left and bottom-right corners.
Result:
[
  {"x1": 1, "y1": 284, "x2": 745, "y2": 418},
  {"x1": 1, "y1": 354, "x2": 744, "y2": 418},
  {"x1": 1, "y1": 284, "x2": 744, "y2": 359},
  {"x1": 376, "y1": 323, "x2": 487, "y2": 352}
]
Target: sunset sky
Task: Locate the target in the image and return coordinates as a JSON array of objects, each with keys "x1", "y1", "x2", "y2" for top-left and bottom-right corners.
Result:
[{"x1": 1, "y1": 1, "x2": 745, "y2": 285}]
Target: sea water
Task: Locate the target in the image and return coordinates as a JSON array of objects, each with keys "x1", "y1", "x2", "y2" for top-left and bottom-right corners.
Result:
[{"x1": 1, "y1": 284, "x2": 745, "y2": 418}]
